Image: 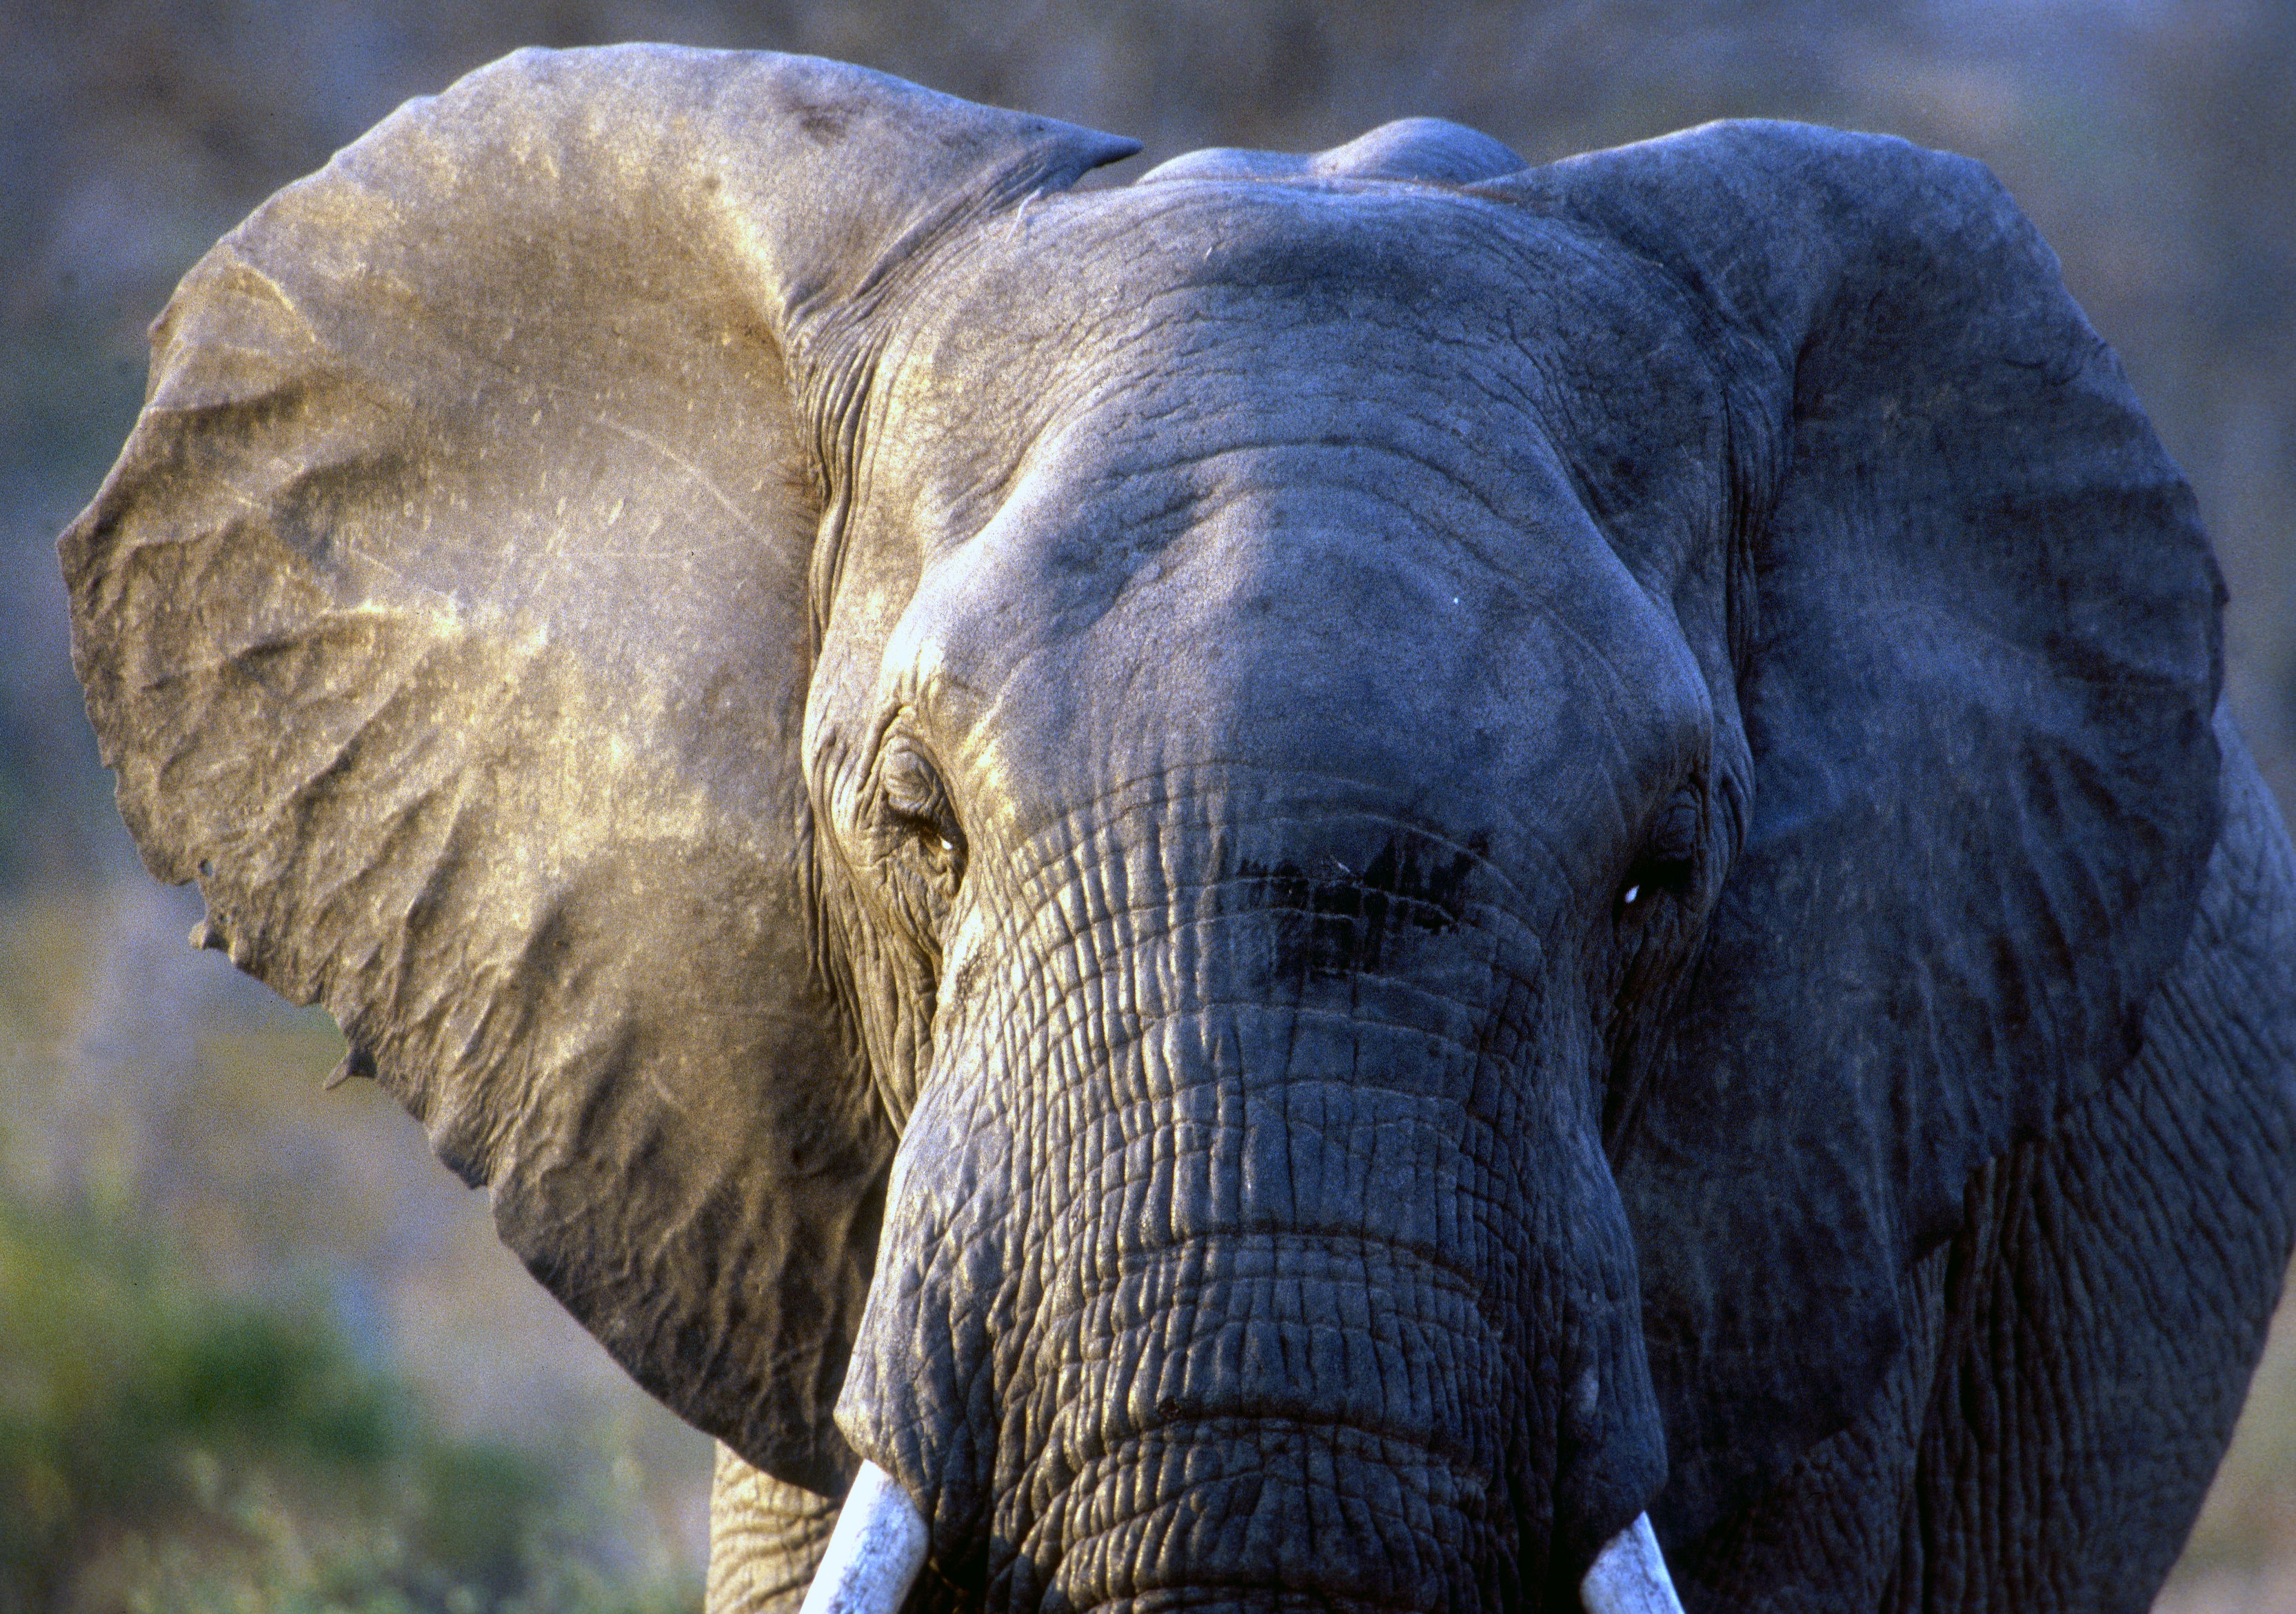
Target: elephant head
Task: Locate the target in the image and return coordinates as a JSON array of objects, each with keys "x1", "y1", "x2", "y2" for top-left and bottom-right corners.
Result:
[{"x1": 62, "y1": 45, "x2": 2235, "y2": 1613}]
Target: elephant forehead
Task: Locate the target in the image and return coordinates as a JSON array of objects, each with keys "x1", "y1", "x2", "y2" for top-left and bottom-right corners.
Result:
[
  {"x1": 882, "y1": 445, "x2": 1713, "y2": 887},
  {"x1": 872, "y1": 176, "x2": 1735, "y2": 596},
  {"x1": 983, "y1": 175, "x2": 1639, "y2": 337},
  {"x1": 818, "y1": 177, "x2": 1728, "y2": 881}
]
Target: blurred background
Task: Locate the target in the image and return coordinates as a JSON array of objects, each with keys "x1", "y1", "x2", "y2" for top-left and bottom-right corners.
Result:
[{"x1": 3, "y1": 1, "x2": 2291, "y2": 1609}]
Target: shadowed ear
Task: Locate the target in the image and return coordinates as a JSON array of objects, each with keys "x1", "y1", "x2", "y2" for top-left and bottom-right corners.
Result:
[
  {"x1": 60, "y1": 44, "x2": 1136, "y2": 1495},
  {"x1": 1489, "y1": 124, "x2": 2223, "y2": 1544}
]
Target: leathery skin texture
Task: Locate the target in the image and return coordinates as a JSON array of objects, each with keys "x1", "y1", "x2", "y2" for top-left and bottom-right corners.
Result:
[
  {"x1": 57, "y1": 44, "x2": 2296, "y2": 1614},
  {"x1": 1671, "y1": 718, "x2": 2296, "y2": 1611},
  {"x1": 710, "y1": 1449, "x2": 842, "y2": 1614},
  {"x1": 836, "y1": 817, "x2": 1665, "y2": 1611}
]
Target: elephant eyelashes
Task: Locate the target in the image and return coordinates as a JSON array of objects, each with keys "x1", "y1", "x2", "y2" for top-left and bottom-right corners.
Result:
[
  {"x1": 876, "y1": 739, "x2": 967, "y2": 880},
  {"x1": 1620, "y1": 796, "x2": 1705, "y2": 918},
  {"x1": 861, "y1": 738, "x2": 966, "y2": 960},
  {"x1": 1620, "y1": 854, "x2": 1695, "y2": 914}
]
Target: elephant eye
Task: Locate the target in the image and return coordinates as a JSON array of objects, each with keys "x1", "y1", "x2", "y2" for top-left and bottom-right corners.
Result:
[
  {"x1": 878, "y1": 740, "x2": 965, "y2": 865},
  {"x1": 1620, "y1": 794, "x2": 1704, "y2": 917},
  {"x1": 1618, "y1": 854, "x2": 1693, "y2": 914}
]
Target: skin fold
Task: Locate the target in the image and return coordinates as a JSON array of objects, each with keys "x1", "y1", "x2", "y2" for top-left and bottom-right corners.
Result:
[{"x1": 59, "y1": 45, "x2": 2296, "y2": 1614}]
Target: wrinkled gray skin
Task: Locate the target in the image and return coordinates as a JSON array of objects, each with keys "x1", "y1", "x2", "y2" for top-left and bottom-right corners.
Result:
[{"x1": 60, "y1": 45, "x2": 2296, "y2": 1614}]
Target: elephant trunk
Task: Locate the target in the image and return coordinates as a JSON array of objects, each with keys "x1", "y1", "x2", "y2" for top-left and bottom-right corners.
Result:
[
  {"x1": 1016, "y1": 1224, "x2": 1520, "y2": 1613},
  {"x1": 833, "y1": 877, "x2": 1669, "y2": 1610}
]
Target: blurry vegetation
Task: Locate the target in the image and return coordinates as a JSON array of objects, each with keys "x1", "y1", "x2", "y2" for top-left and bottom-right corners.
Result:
[
  {"x1": 3, "y1": 2, "x2": 2293, "y2": 1611},
  {"x1": 0, "y1": 882, "x2": 710, "y2": 1611},
  {"x1": 0, "y1": 1189, "x2": 696, "y2": 1614},
  {"x1": 2164, "y1": 1296, "x2": 2296, "y2": 1611}
]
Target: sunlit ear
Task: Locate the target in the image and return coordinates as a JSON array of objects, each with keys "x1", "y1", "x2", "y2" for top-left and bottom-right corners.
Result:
[{"x1": 62, "y1": 43, "x2": 1135, "y2": 1495}]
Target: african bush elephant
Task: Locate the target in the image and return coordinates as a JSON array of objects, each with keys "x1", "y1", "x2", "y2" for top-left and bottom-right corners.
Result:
[{"x1": 61, "y1": 41, "x2": 2296, "y2": 1614}]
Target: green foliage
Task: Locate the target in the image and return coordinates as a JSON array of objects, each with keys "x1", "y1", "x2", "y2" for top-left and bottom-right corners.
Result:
[{"x1": 0, "y1": 1190, "x2": 698, "y2": 1614}]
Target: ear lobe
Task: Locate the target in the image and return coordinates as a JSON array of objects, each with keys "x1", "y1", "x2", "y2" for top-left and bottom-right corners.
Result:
[
  {"x1": 61, "y1": 45, "x2": 1131, "y2": 1496},
  {"x1": 1489, "y1": 124, "x2": 2222, "y2": 1544}
]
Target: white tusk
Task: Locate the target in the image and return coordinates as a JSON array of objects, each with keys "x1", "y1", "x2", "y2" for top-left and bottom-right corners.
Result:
[
  {"x1": 1580, "y1": 1513, "x2": 1685, "y2": 1614},
  {"x1": 798, "y1": 1461, "x2": 930, "y2": 1614}
]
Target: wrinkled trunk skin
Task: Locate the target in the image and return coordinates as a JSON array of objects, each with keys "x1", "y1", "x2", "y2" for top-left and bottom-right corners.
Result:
[
  {"x1": 837, "y1": 825, "x2": 1666, "y2": 1613},
  {"x1": 708, "y1": 1446, "x2": 842, "y2": 1614}
]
